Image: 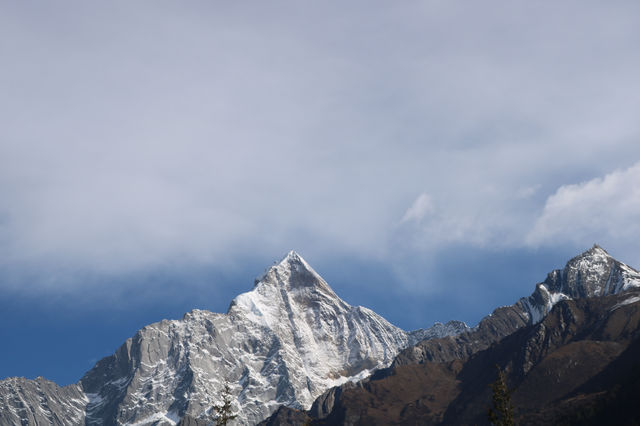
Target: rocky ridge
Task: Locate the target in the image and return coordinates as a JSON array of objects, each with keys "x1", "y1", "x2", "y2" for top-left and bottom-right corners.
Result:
[
  {"x1": 394, "y1": 245, "x2": 640, "y2": 367},
  {"x1": 445, "y1": 288, "x2": 640, "y2": 425},
  {"x1": 294, "y1": 289, "x2": 640, "y2": 425},
  {"x1": 284, "y1": 245, "x2": 640, "y2": 423}
]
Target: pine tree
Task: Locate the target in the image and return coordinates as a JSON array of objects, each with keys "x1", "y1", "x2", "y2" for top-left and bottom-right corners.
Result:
[
  {"x1": 487, "y1": 365, "x2": 515, "y2": 426},
  {"x1": 212, "y1": 382, "x2": 237, "y2": 426}
]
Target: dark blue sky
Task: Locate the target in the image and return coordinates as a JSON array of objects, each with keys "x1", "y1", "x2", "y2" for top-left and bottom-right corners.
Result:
[{"x1": 2, "y1": 1, "x2": 640, "y2": 387}]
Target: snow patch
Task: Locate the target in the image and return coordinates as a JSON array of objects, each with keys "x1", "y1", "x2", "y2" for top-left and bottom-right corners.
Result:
[
  {"x1": 611, "y1": 296, "x2": 640, "y2": 311},
  {"x1": 128, "y1": 411, "x2": 179, "y2": 426}
]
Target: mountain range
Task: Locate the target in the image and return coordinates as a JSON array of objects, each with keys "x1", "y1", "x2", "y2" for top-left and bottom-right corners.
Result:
[
  {"x1": 262, "y1": 245, "x2": 640, "y2": 425},
  {"x1": 1, "y1": 245, "x2": 640, "y2": 425}
]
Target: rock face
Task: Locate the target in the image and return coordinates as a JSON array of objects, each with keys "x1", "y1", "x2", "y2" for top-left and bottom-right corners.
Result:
[
  {"x1": 443, "y1": 289, "x2": 640, "y2": 425},
  {"x1": 0, "y1": 251, "x2": 460, "y2": 425},
  {"x1": 0, "y1": 377, "x2": 86, "y2": 425}
]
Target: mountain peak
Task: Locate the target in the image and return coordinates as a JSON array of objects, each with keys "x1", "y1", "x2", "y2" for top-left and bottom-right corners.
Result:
[
  {"x1": 254, "y1": 250, "x2": 327, "y2": 290},
  {"x1": 569, "y1": 243, "x2": 610, "y2": 263},
  {"x1": 283, "y1": 249, "x2": 302, "y2": 261},
  {"x1": 278, "y1": 250, "x2": 309, "y2": 270},
  {"x1": 234, "y1": 251, "x2": 344, "y2": 323},
  {"x1": 557, "y1": 244, "x2": 616, "y2": 289},
  {"x1": 549, "y1": 244, "x2": 618, "y2": 295}
]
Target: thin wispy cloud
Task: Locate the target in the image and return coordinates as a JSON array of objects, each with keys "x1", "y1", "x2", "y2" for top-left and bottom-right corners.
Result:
[{"x1": 401, "y1": 193, "x2": 434, "y2": 224}]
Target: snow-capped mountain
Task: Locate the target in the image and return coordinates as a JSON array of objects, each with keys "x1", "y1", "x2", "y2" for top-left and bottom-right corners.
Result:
[
  {"x1": 517, "y1": 244, "x2": 640, "y2": 324},
  {"x1": 0, "y1": 251, "x2": 462, "y2": 425}
]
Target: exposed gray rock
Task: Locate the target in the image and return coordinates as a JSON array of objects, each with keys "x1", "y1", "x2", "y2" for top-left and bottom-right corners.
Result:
[
  {"x1": 408, "y1": 320, "x2": 470, "y2": 345},
  {"x1": 0, "y1": 377, "x2": 86, "y2": 425}
]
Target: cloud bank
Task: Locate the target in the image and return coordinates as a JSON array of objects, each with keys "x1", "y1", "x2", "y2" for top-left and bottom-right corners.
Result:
[{"x1": 1, "y1": 1, "x2": 640, "y2": 294}]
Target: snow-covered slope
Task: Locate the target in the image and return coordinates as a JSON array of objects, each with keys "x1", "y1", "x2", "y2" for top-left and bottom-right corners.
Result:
[{"x1": 1, "y1": 251, "x2": 461, "y2": 426}]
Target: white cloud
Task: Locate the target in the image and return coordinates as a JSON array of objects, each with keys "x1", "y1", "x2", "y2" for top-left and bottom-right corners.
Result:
[{"x1": 527, "y1": 162, "x2": 640, "y2": 251}]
